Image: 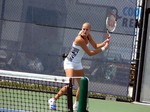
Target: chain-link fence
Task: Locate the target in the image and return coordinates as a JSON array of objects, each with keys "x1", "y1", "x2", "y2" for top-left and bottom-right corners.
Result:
[{"x1": 0, "y1": 0, "x2": 137, "y2": 98}]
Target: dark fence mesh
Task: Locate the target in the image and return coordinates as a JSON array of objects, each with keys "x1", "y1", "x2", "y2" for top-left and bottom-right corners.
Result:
[{"x1": 0, "y1": 0, "x2": 137, "y2": 97}]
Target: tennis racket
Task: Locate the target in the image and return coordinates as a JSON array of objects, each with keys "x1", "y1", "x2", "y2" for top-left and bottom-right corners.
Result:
[
  {"x1": 106, "y1": 11, "x2": 117, "y2": 37},
  {"x1": 105, "y1": 11, "x2": 117, "y2": 56}
]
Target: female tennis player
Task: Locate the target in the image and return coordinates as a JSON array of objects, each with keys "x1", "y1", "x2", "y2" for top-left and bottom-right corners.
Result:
[{"x1": 49, "y1": 22, "x2": 110, "y2": 111}]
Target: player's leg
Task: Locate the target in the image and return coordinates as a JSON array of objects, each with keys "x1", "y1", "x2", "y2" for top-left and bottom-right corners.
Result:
[
  {"x1": 48, "y1": 69, "x2": 74, "y2": 110},
  {"x1": 73, "y1": 69, "x2": 84, "y2": 111},
  {"x1": 54, "y1": 69, "x2": 74, "y2": 100}
]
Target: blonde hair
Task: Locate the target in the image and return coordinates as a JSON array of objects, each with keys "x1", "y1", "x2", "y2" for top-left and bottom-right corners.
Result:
[
  {"x1": 78, "y1": 30, "x2": 82, "y2": 36},
  {"x1": 82, "y1": 22, "x2": 91, "y2": 30}
]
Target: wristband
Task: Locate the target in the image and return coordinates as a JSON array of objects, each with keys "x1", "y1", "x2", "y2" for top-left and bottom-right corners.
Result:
[{"x1": 101, "y1": 47, "x2": 105, "y2": 51}]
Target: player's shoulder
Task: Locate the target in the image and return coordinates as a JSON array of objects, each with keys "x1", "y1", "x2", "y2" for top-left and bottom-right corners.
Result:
[
  {"x1": 75, "y1": 35, "x2": 84, "y2": 42},
  {"x1": 74, "y1": 36, "x2": 85, "y2": 45}
]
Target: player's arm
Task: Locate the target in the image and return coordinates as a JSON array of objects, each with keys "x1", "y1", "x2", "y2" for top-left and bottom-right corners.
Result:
[
  {"x1": 88, "y1": 33, "x2": 110, "y2": 49},
  {"x1": 74, "y1": 36, "x2": 106, "y2": 56}
]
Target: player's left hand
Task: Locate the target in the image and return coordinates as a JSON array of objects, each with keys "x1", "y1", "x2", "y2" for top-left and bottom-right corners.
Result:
[{"x1": 102, "y1": 39, "x2": 110, "y2": 46}]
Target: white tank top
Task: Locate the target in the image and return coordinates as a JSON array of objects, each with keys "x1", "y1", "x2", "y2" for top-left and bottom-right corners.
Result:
[{"x1": 67, "y1": 43, "x2": 88, "y2": 63}]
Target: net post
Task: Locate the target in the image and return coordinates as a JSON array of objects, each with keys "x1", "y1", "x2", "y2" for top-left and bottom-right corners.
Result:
[
  {"x1": 67, "y1": 78, "x2": 73, "y2": 112},
  {"x1": 78, "y1": 77, "x2": 89, "y2": 112}
]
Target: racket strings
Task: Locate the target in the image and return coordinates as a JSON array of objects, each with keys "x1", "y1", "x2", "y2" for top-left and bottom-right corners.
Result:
[{"x1": 106, "y1": 13, "x2": 117, "y2": 32}]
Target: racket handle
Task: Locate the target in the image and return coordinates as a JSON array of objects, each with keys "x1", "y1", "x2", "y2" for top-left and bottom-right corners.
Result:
[{"x1": 106, "y1": 30, "x2": 110, "y2": 39}]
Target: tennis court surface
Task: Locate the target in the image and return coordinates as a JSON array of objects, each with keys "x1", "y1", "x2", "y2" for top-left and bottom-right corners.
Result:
[{"x1": 88, "y1": 98, "x2": 150, "y2": 112}]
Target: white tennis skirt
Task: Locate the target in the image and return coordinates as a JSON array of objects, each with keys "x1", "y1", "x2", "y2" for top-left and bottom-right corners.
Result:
[{"x1": 63, "y1": 59, "x2": 83, "y2": 70}]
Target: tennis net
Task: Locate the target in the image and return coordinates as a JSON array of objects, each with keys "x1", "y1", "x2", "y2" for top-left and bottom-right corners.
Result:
[{"x1": 0, "y1": 70, "x2": 73, "y2": 112}]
